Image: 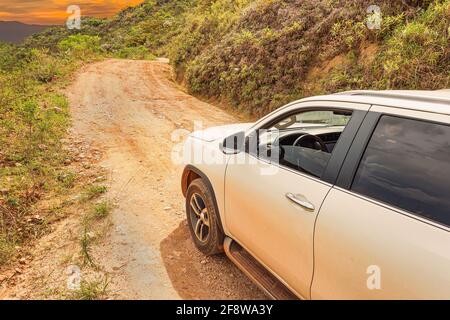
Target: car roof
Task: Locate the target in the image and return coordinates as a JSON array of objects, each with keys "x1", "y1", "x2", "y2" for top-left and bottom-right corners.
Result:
[{"x1": 297, "y1": 90, "x2": 450, "y2": 115}]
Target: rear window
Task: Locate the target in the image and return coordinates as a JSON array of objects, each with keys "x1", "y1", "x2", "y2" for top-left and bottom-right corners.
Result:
[{"x1": 352, "y1": 115, "x2": 450, "y2": 227}]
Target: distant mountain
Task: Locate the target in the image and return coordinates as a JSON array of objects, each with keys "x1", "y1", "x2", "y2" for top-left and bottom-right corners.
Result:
[{"x1": 0, "y1": 21, "x2": 51, "y2": 44}]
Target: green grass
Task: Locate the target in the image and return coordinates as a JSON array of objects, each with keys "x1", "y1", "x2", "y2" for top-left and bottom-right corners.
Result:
[
  {"x1": 82, "y1": 185, "x2": 108, "y2": 202},
  {"x1": 91, "y1": 201, "x2": 112, "y2": 219},
  {"x1": 0, "y1": 34, "x2": 108, "y2": 266},
  {"x1": 79, "y1": 199, "x2": 112, "y2": 267},
  {"x1": 57, "y1": 170, "x2": 77, "y2": 189},
  {"x1": 80, "y1": 228, "x2": 95, "y2": 267},
  {"x1": 69, "y1": 277, "x2": 109, "y2": 300},
  {"x1": 0, "y1": 236, "x2": 15, "y2": 265}
]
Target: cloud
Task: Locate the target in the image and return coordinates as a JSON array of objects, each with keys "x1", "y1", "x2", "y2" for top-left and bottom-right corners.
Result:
[{"x1": 0, "y1": 0, "x2": 143, "y2": 25}]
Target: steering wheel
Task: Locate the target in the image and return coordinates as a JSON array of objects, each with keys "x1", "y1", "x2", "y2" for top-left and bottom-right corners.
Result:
[{"x1": 293, "y1": 134, "x2": 328, "y2": 152}]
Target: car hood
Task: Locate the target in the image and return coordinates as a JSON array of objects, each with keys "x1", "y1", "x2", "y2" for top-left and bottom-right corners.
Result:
[{"x1": 190, "y1": 123, "x2": 254, "y2": 142}]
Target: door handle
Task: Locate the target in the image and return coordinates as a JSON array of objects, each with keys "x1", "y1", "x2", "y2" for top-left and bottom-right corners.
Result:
[{"x1": 285, "y1": 193, "x2": 315, "y2": 211}]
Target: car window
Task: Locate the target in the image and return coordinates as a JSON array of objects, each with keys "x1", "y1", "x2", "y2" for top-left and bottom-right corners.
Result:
[
  {"x1": 252, "y1": 110, "x2": 353, "y2": 178},
  {"x1": 273, "y1": 111, "x2": 351, "y2": 130},
  {"x1": 352, "y1": 115, "x2": 450, "y2": 227}
]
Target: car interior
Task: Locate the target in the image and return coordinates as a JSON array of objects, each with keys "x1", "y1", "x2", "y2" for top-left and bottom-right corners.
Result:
[{"x1": 256, "y1": 110, "x2": 352, "y2": 177}]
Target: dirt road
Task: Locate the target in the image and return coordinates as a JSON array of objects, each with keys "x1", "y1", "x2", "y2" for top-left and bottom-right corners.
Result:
[{"x1": 68, "y1": 59, "x2": 266, "y2": 299}]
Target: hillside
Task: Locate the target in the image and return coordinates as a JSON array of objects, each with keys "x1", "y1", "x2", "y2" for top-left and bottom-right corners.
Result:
[
  {"x1": 0, "y1": 21, "x2": 51, "y2": 44},
  {"x1": 23, "y1": 0, "x2": 449, "y2": 117},
  {"x1": 152, "y1": 0, "x2": 450, "y2": 116}
]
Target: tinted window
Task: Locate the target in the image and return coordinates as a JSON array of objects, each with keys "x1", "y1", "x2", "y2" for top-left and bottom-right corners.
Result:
[{"x1": 352, "y1": 116, "x2": 450, "y2": 227}]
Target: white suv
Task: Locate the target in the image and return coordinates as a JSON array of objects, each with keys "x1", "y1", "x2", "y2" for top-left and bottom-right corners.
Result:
[{"x1": 181, "y1": 90, "x2": 450, "y2": 300}]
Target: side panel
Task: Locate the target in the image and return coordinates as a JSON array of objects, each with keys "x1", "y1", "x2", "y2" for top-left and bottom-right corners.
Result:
[
  {"x1": 312, "y1": 188, "x2": 450, "y2": 299},
  {"x1": 225, "y1": 152, "x2": 331, "y2": 298}
]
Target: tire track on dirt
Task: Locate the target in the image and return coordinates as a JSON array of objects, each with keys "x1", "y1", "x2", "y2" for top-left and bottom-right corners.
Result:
[{"x1": 68, "y1": 59, "x2": 266, "y2": 299}]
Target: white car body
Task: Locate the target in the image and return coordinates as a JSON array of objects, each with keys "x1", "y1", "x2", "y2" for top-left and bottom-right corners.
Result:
[{"x1": 181, "y1": 90, "x2": 450, "y2": 300}]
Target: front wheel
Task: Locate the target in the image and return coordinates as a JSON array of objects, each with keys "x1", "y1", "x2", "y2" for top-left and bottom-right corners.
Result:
[{"x1": 185, "y1": 179, "x2": 224, "y2": 256}]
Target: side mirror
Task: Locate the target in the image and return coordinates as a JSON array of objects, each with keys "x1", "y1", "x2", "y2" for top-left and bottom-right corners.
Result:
[{"x1": 220, "y1": 131, "x2": 246, "y2": 155}]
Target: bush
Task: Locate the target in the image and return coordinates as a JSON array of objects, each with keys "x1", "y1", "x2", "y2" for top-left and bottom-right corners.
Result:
[
  {"x1": 58, "y1": 34, "x2": 102, "y2": 57},
  {"x1": 374, "y1": 1, "x2": 450, "y2": 89},
  {"x1": 114, "y1": 46, "x2": 155, "y2": 60},
  {"x1": 27, "y1": 49, "x2": 61, "y2": 83},
  {"x1": 169, "y1": 0, "x2": 449, "y2": 114},
  {"x1": 0, "y1": 43, "x2": 22, "y2": 71}
]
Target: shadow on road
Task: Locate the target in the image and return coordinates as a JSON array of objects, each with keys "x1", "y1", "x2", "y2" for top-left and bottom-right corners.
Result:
[{"x1": 160, "y1": 221, "x2": 267, "y2": 300}]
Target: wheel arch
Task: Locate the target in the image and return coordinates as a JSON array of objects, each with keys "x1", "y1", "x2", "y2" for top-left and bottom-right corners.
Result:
[{"x1": 181, "y1": 165, "x2": 225, "y2": 234}]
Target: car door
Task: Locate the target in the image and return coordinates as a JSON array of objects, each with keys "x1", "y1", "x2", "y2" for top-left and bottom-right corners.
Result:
[
  {"x1": 312, "y1": 106, "x2": 450, "y2": 299},
  {"x1": 224, "y1": 101, "x2": 369, "y2": 298}
]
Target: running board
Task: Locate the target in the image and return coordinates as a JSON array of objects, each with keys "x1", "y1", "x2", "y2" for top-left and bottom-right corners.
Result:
[{"x1": 223, "y1": 237, "x2": 299, "y2": 300}]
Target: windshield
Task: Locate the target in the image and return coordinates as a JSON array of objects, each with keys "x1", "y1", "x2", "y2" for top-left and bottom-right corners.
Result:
[{"x1": 274, "y1": 110, "x2": 351, "y2": 130}]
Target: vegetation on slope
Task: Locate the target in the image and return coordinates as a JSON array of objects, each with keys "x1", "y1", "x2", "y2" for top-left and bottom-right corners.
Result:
[
  {"x1": 33, "y1": 0, "x2": 447, "y2": 117},
  {"x1": 166, "y1": 0, "x2": 449, "y2": 116},
  {"x1": 0, "y1": 36, "x2": 104, "y2": 265}
]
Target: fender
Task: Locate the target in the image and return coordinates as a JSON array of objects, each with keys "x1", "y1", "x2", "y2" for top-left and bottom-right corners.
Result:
[{"x1": 181, "y1": 165, "x2": 225, "y2": 234}]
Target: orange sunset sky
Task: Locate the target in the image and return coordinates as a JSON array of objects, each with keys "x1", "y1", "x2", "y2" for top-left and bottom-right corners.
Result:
[{"x1": 0, "y1": 0, "x2": 144, "y2": 25}]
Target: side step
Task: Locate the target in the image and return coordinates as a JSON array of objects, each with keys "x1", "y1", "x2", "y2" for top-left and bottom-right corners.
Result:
[{"x1": 224, "y1": 237, "x2": 299, "y2": 300}]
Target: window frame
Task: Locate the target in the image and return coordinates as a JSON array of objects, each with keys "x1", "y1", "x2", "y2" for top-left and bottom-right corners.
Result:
[
  {"x1": 245, "y1": 102, "x2": 369, "y2": 185},
  {"x1": 336, "y1": 106, "x2": 450, "y2": 231}
]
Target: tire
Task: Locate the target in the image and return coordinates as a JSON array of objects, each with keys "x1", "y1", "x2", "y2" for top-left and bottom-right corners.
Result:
[{"x1": 185, "y1": 178, "x2": 224, "y2": 256}]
